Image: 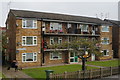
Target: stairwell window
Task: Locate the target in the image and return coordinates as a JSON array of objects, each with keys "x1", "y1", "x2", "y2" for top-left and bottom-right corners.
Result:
[
  {"x1": 101, "y1": 26, "x2": 109, "y2": 32},
  {"x1": 50, "y1": 37, "x2": 54, "y2": 45},
  {"x1": 22, "y1": 36, "x2": 37, "y2": 46},
  {"x1": 101, "y1": 37, "x2": 109, "y2": 44},
  {"x1": 22, "y1": 19, "x2": 37, "y2": 29},
  {"x1": 50, "y1": 37, "x2": 62, "y2": 45},
  {"x1": 58, "y1": 37, "x2": 62, "y2": 44},
  {"x1": 50, "y1": 52, "x2": 62, "y2": 60},
  {"x1": 22, "y1": 53, "x2": 37, "y2": 62}
]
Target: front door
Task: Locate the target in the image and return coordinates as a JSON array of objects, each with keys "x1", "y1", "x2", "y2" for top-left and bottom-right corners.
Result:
[
  {"x1": 70, "y1": 52, "x2": 78, "y2": 63},
  {"x1": 91, "y1": 53, "x2": 95, "y2": 61}
]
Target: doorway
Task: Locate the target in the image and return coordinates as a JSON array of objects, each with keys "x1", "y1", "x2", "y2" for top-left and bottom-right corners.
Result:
[
  {"x1": 70, "y1": 52, "x2": 78, "y2": 63},
  {"x1": 91, "y1": 53, "x2": 95, "y2": 61}
]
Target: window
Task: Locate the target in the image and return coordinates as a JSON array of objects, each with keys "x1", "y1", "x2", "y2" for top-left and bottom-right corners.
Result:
[
  {"x1": 58, "y1": 23, "x2": 62, "y2": 30},
  {"x1": 6, "y1": 37, "x2": 9, "y2": 43},
  {"x1": 101, "y1": 26, "x2": 109, "y2": 32},
  {"x1": 22, "y1": 53, "x2": 37, "y2": 62},
  {"x1": 50, "y1": 22, "x2": 62, "y2": 30},
  {"x1": 22, "y1": 19, "x2": 37, "y2": 29},
  {"x1": 81, "y1": 24, "x2": 88, "y2": 32},
  {"x1": 50, "y1": 37, "x2": 54, "y2": 45},
  {"x1": 22, "y1": 36, "x2": 37, "y2": 46},
  {"x1": 50, "y1": 52, "x2": 62, "y2": 60},
  {"x1": 101, "y1": 50, "x2": 109, "y2": 56},
  {"x1": 58, "y1": 37, "x2": 62, "y2": 44},
  {"x1": 50, "y1": 37, "x2": 62, "y2": 45},
  {"x1": 67, "y1": 23, "x2": 71, "y2": 28},
  {"x1": 101, "y1": 37, "x2": 109, "y2": 44},
  {"x1": 7, "y1": 23, "x2": 9, "y2": 29}
]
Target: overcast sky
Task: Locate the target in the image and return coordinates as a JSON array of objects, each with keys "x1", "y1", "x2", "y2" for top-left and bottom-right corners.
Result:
[{"x1": 0, "y1": 0, "x2": 120, "y2": 27}]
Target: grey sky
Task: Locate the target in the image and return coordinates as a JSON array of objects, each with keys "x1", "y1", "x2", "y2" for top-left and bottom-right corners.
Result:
[{"x1": 0, "y1": 1, "x2": 119, "y2": 27}]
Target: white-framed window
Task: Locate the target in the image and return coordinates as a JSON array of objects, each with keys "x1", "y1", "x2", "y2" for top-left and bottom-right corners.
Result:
[
  {"x1": 50, "y1": 52, "x2": 62, "y2": 60},
  {"x1": 50, "y1": 37, "x2": 62, "y2": 45},
  {"x1": 101, "y1": 26, "x2": 109, "y2": 32},
  {"x1": 50, "y1": 37, "x2": 54, "y2": 45},
  {"x1": 42, "y1": 22, "x2": 45, "y2": 27},
  {"x1": 22, "y1": 19, "x2": 37, "y2": 29},
  {"x1": 22, "y1": 53, "x2": 37, "y2": 62},
  {"x1": 50, "y1": 22, "x2": 62, "y2": 30},
  {"x1": 58, "y1": 37, "x2": 62, "y2": 44},
  {"x1": 58, "y1": 23, "x2": 62, "y2": 30},
  {"x1": 101, "y1": 37, "x2": 109, "y2": 44},
  {"x1": 101, "y1": 50, "x2": 109, "y2": 56},
  {"x1": 7, "y1": 37, "x2": 9, "y2": 43},
  {"x1": 67, "y1": 23, "x2": 71, "y2": 28},
  {"x1": 80, "y1": 24, "x2": 88, "y2": 32},
  {"x1": 22, "y1": 36, "x2": 37, "y2": 46}
]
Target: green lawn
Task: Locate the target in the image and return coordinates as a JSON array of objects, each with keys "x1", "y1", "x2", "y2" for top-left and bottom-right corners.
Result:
[
  {"x1": 0, "y1": 72, "x2": 2, "y2": 77},
  {"x1": 23, "y1": 64, "x2": 98, "y2": 79},
  {"x1": 86, "y1": 59, "x2": 120, "y2": 67},
  {"x1": 0, "y1": 72, "x2": 5, "y2": 78}
]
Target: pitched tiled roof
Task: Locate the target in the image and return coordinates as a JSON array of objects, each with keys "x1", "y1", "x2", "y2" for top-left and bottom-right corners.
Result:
[{"x1": 10, "y1": 9, "x2": 111, "y2": 25}]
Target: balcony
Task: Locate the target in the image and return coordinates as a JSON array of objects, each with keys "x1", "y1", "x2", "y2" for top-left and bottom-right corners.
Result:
[{"x1": 43, "y1": 22, "x2": 100, "y2": 37}]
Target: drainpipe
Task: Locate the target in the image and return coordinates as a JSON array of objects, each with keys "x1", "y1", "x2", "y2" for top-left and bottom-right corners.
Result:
[{"x1": 41, "y1": 19, "x2": 45, "y2": 65}]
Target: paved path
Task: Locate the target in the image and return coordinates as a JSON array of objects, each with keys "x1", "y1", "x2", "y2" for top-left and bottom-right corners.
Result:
[
  {"x1": 79, "y1": 63, "x2": 105, "y2": 68},
  {"x1": 2, "y1": 66, "x2": 35, "y2": 80}
]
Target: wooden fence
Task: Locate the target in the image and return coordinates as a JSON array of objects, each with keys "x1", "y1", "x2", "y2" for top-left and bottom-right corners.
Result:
[{"x1": 49, "y1": 66, "x2": 120, "y2": 79}]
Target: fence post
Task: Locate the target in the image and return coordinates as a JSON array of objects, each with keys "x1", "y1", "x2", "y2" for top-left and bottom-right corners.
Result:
[
  {"x1": 110, "y1": 66, "x2": 112, "y2": 76},
  {"x1": 100, "y1": 67, "x2": 103, "y2": 78},
  {"x1": 78, "y1": 70, "x2": 81, "y2": 79},
  {"x1": 49, "y1": 73, "x2": 53, "y2": 80},
  {"x1": 89, "y1": 69, "x2": 92, "y2": 79},
  {"x1": 64, "y1": 71, "x2": 67, "y2": 78},
  {"x1": 119, "y1": 66, "x2": 120, "y2": 74}
]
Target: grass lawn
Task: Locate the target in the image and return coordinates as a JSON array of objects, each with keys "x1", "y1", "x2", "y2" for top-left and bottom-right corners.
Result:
[
  {"x1": 23, "y1": 64, "x2": 98, "y2": 79},
  {"x1": 0, "y1": 72, "x2": 5, "y2": 78},
  {"x1": 86, "y1": 59, "x2": 120, "y2": 67},
  {"x1": 0, "y1": 72, "x2": 2, "y2": 77}
]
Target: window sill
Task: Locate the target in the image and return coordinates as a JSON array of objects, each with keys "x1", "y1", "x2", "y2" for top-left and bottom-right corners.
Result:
[
  {"x1": 101, "y1": 31, "x2": 109, "y2": 32},
  {"x1": 22, "y1": 61, "x2": 37, "y2": 62},
  {"x1": 22, "y1": 45, "x2": 37, "y2": 46},
  {"x1": 50, "y1": 58, "x2": 62, "y2": 60},
  {"x1": 101, "y1": 43, "x2": 109, "y2": 45},
  {"x1": 103, "y1": 55, "x2": 109, "y2": 56},
  {"x1": 22, "y1": 27, "x2": 37, "y2": 29}
]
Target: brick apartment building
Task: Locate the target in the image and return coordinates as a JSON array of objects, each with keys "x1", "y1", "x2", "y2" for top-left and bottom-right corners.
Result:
[
  {"x1": 6, "y1": 10, "x2": 113, "y2": 67},
  {"x1": 104, "y1": 19, "x2": 120, "y2": 58}
]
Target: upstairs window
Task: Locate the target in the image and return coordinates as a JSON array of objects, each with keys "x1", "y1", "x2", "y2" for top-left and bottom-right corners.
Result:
[
  {"x1": 50, "y1": 22, "x2": 62, "y2": 30},
  {"x1": 101, "y1": 26, "x2": 109, "y2": 32},
  {"x1": 67, "y1": 23, "x2": 72, "y2": 28},
  {"x1": 58, "y1": 37, "x2": 62, "y2": 44},
  {"x1": 22, "y1": 36, "x2": 37, "y2": 46},
  {"x1": 50, "y1": 37, "x2": 62, "y2": 45},
  {"x1": 50, "y1": 37, "x2": 54, "y2": 45},
  {"x1": 101, "y1": 37, "x2": 109, "y2": 44},
  {"x1": 80, "y1": 24, "x2": 88, "y2": 32},
  {"x1": 22, "y1": 19, "x2": 37, "y2": 29}
]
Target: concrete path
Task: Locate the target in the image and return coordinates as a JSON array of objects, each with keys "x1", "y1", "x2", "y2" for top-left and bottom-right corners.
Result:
[{"x1": 2, "y1": 66, "x2": 36, "y2": 80}]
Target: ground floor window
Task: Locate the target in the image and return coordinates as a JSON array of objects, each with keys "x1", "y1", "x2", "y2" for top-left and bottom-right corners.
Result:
[
  {"x1": 22, "y1": 53, "x2": 37, "y2": 62},
  {"x1": 101, "y1": 50, "x2": 109, "y2": 56},
  {"x1": 50, "y1": 52, "x2": 62, "y2": 60}
]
